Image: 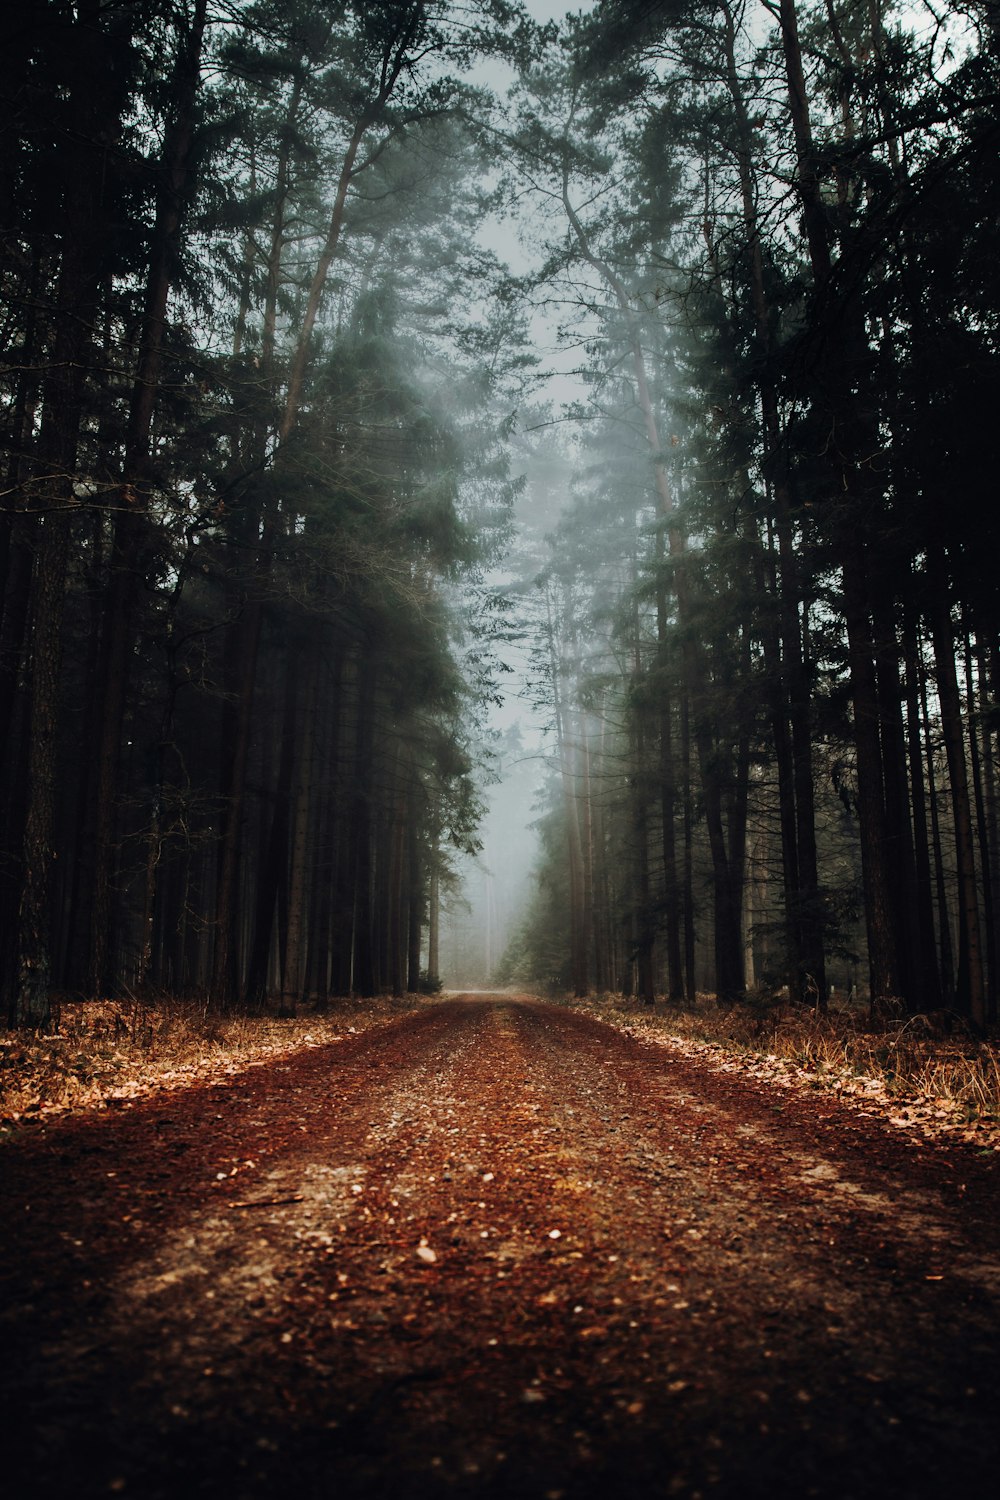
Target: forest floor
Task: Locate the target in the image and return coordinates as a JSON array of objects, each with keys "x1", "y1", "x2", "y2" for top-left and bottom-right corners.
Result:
[{"x1": 2, "y1": 994, "x2": 999, "y2": 1499}]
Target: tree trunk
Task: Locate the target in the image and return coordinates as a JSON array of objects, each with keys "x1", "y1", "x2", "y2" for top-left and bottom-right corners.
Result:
[
  {"x1": 777, "y1": 0, "x2": 901, "y2": 1009},
  {"x1": 428, "y1": 862, "x2": 440, "y2": 984},
  {"x1": 281, "y1": 645, "x2": 319, "y2": 1014},
  {"x1": 350, "y1": 661, "x2": 377, "y2": 997},
  {"x1": 244, "y1": 648, "x2": 299, "y2": 1011},
  {"x1": 655, "y1": 567, "x2": 684, "y2": 1001},
  {"x1": 902, "y1": 604, "x2": 942, "y2": 1008},
  {"x1": 928, "y1": 547, "x2": 985, "y2": 1025},
  {"x1": 871, "y1": 584, "x2": 924, "y2": 1008},
  {"x1": 388, "y1": 786, "x2": 407, "y2": 999},
  {"x1": 921, "y1": 662, "x2": 955, "y2": 1004},
  {"x1": 87, "y1": 0, "x2": 207, "y2": 997},
  {"x1": 211, "y1": 593, "x2": 265, "y2": 1009},
  {"x1": 544, "y1": 583, "x2": 587, "y2": 996},
  {"x1": 964, "y1": 622, "x2": 995, "y2": 1017},
  {"x1": 982, "y1": 642, "x2": 1000, "y2": 1021},
  {"x1": 406, "y1": 792, "x2": 423, "y2": 994},
  {"x1": 721, "y1": 0, "x2": 825, "y2": 1004},
  {"x1": 681, "y1": 694, "x2": 697, "y2": 1001},
  {"x1": 9, "y1": 2, "x2": 131, "y2": 1024},
  {"x1": 305, "y1": 648, "x2": 339, "y2": 1009}
]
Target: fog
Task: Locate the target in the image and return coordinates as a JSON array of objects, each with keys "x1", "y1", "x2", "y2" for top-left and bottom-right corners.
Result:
[{"x1": 438, "y1": 436, "x2": 575, "y2": 987}]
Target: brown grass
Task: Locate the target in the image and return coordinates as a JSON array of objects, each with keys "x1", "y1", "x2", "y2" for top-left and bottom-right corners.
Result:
[
  {"x1": 0, "y1": 993, "x2": 426, "y2": 1124},
  {"x1": 5, "y1": 989, "x2": 998, "y2": 1149},
  {"x1": 564, "y1": 992, "x2": 1000, "y2": 1144}
]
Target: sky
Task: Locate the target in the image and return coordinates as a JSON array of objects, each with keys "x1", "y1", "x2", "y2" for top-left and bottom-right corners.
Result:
[{"x1": 523, "y1": 0, "x2": 580, "y2": 20}]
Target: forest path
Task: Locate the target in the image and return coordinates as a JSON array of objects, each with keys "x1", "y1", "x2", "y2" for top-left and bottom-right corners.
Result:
[{"x1": 2, "y1": 995, "x2": 999, "y2": 1499}]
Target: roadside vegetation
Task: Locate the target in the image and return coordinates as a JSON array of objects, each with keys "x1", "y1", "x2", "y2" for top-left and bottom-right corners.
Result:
[
  {"x1": 0, "y1": 995, "x2": 426, "y2": 1125},
  {"x1": 565, "y1": 994, "x2": 1000, "y2": 1150},
  {"x1": 3, "y1": 989, "x2": 998, "y2": 1151}
]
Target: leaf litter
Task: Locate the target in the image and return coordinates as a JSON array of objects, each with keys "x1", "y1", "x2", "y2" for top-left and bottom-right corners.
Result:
[{"x1": 1, "y1": 995, "x2": 999, "y2": 1498}]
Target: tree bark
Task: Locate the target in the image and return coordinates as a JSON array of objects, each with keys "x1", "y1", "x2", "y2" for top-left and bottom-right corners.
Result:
[
  {"x1": 927, "y1": 547, "x2": 985, "y2": 1025},
  {"x1": 777, "y1": 0, "x2": 902, "y2": 1008},
  {"x1": 350, "y1": 660, "x2": 377, "y2": 997},
  {"x1": 281, "y1": 644, "x2": 319, "y2": 1014},
  {"x1": 902, "y1": 603, "x2": 942, "y2": 1007},
  {"x1": 921, "y1": 659, "x2": 955, "y2": 1003},
  {"x1": 10, "y1": 1, "x2": 132, "y2": 1024},
  {"x1": 86, "y1": 0, "x2": 207, "y2": 997}
]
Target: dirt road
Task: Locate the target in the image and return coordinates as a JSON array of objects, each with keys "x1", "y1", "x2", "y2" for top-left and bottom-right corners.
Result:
[{"x1": 2, "y1": 995, "x2": 999, "y2": 1499}]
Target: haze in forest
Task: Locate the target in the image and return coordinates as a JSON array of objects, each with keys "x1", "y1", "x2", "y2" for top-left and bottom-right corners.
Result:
[{"x1": 1, "y1": 0, "x2": 997, "y2": 1028}]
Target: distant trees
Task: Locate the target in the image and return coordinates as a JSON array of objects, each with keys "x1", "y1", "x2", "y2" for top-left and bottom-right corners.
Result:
[
  {"x1": 0, "y1": 0, "x2": 529, "y2": 1025},
  {"x1": 501, "y1": 0, "x2": 1000, "y2": 1021}
]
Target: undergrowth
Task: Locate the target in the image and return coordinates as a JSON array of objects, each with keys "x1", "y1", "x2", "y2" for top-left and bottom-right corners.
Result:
[
  {"x1": 0, "y1": 993, "x2": 425, "y2": 1123},
  {"x1": 6, "y1": 989, "x2": 999, "y2": 1145},
  {"x1": 570, "y1": 992, "x2": 1000, "y2": 1135}
]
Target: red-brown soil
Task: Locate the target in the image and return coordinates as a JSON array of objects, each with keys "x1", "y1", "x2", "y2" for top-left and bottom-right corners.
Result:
[{"x1": 2, "y1": 995, "x2": 998, "y2": 1499}]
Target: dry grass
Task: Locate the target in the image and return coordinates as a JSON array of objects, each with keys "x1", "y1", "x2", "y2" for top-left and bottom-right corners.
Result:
[
  {"x1": 6, "y1": 989, "x2": 998, "y2": 1149},
  {"x1": 566, "y1": 992, "x2": 1000, "y2": 1146},
  {"x1": 0, "y1": 993, "x2": 426, "y2": 1124}
]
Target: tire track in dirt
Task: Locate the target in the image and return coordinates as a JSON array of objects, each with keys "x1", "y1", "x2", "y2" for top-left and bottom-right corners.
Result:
[{"x1": 2, "y1": 995, "x2": 999, "y2": 1500}]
